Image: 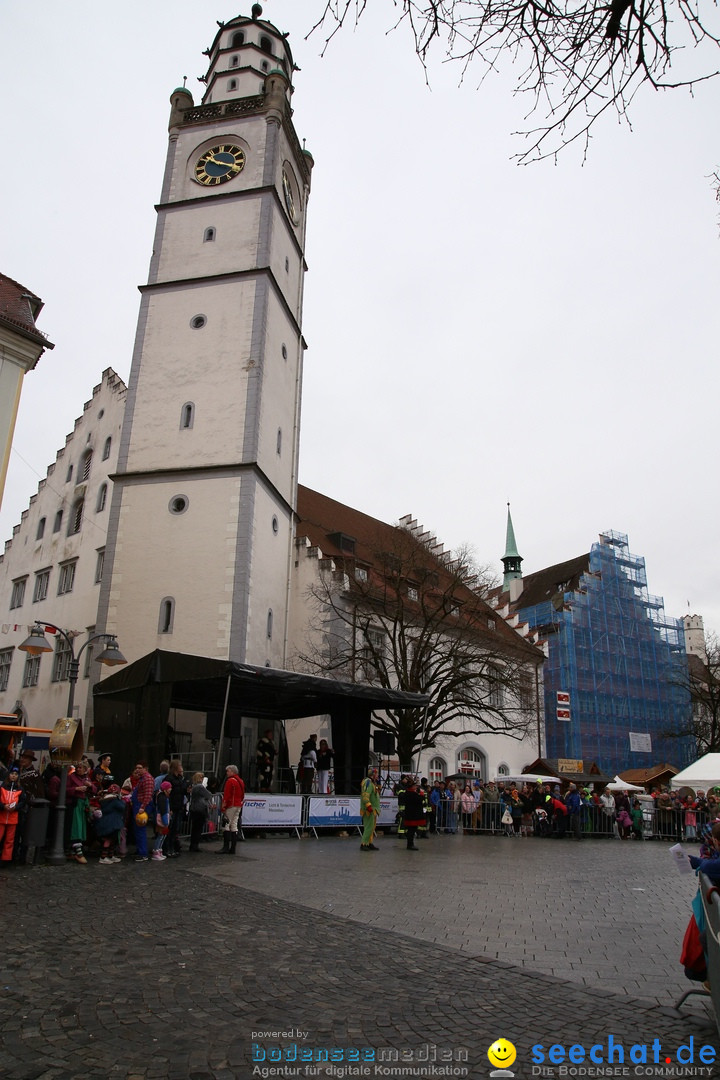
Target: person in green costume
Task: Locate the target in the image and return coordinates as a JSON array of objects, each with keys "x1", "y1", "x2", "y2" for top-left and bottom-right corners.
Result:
[{"x1": 360, "y1": 767, "x2": 381, "y2": 851}]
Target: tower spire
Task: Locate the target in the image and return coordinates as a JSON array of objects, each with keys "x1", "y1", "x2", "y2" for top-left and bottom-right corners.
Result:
[{"x1": 502, "y1": 502, "x2": 523, "y2": 591}]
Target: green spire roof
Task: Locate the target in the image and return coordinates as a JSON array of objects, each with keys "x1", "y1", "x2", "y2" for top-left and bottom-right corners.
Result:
[{"x1": 504, "y1": 503, "x2": 521, "y2": 560}]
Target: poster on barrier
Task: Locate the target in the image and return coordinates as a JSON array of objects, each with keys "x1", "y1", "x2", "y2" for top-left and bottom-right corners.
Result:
[
  {"x1": 308, "y1": 797, "x2": 362, "y2": 827},
  {"x1": 242, "y1": 795, "x2": 303, "y2": 827},
  {"x1": 378, "y1": 797, "x2": 398, "y2": 826}
]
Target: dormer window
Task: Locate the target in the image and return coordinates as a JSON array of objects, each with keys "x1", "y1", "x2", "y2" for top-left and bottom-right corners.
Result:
[{"x1": 327, "y1": 531, "x2": 356, "y2": 554}]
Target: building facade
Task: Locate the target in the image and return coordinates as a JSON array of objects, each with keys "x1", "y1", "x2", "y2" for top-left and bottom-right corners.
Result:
[
  {"x1": 0, "y1": 273, "x2": 54, "y2": 510},
  {"x1": 494, "y1": 527, "x2": 693, "y2": 776},
  {"x1": 0, "y1": 369, "x2": 125, "y2": 726}
]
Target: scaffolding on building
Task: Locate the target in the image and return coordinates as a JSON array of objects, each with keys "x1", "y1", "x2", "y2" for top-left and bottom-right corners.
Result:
[{"x1": 518, "y1": 531, "x2": 693, "y2": 775}]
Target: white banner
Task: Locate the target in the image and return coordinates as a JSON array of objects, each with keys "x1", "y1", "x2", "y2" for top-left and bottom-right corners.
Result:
[
  {"x1": 308, "y1": 797, "x2": 362, "y2": 827},
  {"x1": 378, "y1": 797, "x2": 399, "y2": 826},
  {"x1": 242, "y1": 795, "x2": 303, "y2": 827}
]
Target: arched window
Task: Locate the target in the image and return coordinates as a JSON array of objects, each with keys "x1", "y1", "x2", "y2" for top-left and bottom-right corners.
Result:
[
  {"x1": 36, "y1": 517, "x2": 46, "y2": 540},
  {"x1": 180, "y1": 403, "x2": 195, "y2": 430},
  {"x1": 259, "y1": 35, "x2": 273, "y2": 54},
  {"x1": 102, "y1": 437, "x2": 112, "y2": 460},
  {"x1": 230, "y1": 54, "x2": 239, "y2": 67},
  {"x1": 81, "y1": 449, "x2": 93, "y2": 481},
  {"x1": 457, "y1": 747, "x2": 486, "y2": 779},
  {"x1": 428, "y1": 757, "x2": 446, "y2": 783},
  {"x1": 231, "y1": 31, "x2": 244, "y2": 47},
  {"x1": 96, "y1": 484, "x2": 108, "y2": 512},
  {"x1": 159, "y1": 597, "x2": 175, "y2": 634},
  {"x1": 228, "y1": 79, "x2": 238, "y2": 91},
  {"x1": 203, "y1": 227, "x2": 216, "y2": 243},
  {"x1": 68, "y1": 499, "x2": 84, "y2": 535}
]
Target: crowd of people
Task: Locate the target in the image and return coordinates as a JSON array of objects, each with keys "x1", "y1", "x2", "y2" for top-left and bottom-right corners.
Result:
[
  {"x1": 389, "y1": 775, "x2": 720, "y2": 842},
  {"x1": 0, "y1": 751, "x2": 248, "y2": 867}
]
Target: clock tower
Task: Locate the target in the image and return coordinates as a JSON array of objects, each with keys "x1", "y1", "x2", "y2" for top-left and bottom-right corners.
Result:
[{"x1": 97, "y1": 7, "x2": 313, "y2": 667}]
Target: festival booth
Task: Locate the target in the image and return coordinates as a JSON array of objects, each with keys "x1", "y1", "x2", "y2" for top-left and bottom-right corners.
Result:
[
  {"x1": 93, "y1": 649, "x2": 429, "y2": 797},
  {"x1": 670, "y1": 753, "x2": 720, "y2": 793}
]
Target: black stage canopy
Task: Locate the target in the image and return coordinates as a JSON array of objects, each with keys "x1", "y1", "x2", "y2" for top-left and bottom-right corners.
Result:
[{"x1": 93, "y1": 650, "x2": 428, "y2": 792}]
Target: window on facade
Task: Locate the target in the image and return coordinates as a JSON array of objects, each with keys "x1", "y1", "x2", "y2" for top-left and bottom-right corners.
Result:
[
  {"x1": 81, "y1": 450, "x2": 93, "y2": 482},
  {"x1": 53, "y1": 510, "x2": 63, "y2": 533},
  {"x1": 102, "y1": 437, "x2": 112, "y2": 460},
  {"x1": 497, "y1": 762, "x2": 510, "y2": 777},
  {"x1": 36, "y1": 517, "x2": 46, "y2": 540},
  {"x1": 228, "y1": 79, "x2": 238, "y2": 90},
  {"x1": 22, "y1": 654, "x2": 41, "y2": 688},
  {"x1": 355, "y1": 567, "x2": 368, "y2": 583},
  {"x1": 267, "y1": 608, "x2": 273, "y2": 639},
  {"x1": 68, "y1": 499, "x2": 84, "y2": 535},
  {"x1": 95, "y1": 549, "x2": 105, "y2": 584},
  {"x1": 180, "y1": 403, "x2": 195, "y2": 429},
  {"x1": 0, "y1": 648, "x2": 13, "y2": 692},
  {"x1": 159, "y1": 597, "x2": 175, "y2": 634},
  {"x1": 10, "y1": 578, "x2": 26, "y2": 610},
  {"x1": 83, "y1": 627, "x2": 96, "y2": 678},
  {"x1": 66, "y1": 464, "x2": 73, "y2": 483},
  {"x1": 260, "y1": 35, "x2": 272, "y2": 54},
  {"x1": 96, "y1": 484, "x2": 108, "y2": 513},
  {"x1": 407, "y1": 586, "x2": 419, "y2": 602},
  {"x1": 231, "y1": 31, "x2": 244, "y2": 47},
  {"x1": 33, "y1": 569, "x2": 50, "y2": 603},
  {"x1": 360, "y1": 627, "x2": 385, "y2": 681},
  {"x1": 261, "y1": 60, "x2": 269, "y2": 71},
  {"x1": 190, "y1": 314, "x2": 206, "y2": 329},
  {"x1": 231, "y1": 54, "x2": 239, "y2": 66},
  {"x1": 457, "y1": 748, "x2": 484, "y2": 777},
  {"x1": 57, "y1": 561, "x2": 77, "y2": 596},
  {"x1": 203, "y1": 228, "x2": 215, "y2": 243},
  {"x1": 428, "y1": 757, "x2": 446, "y2": 783},
  {"x1": 52, "y1": 636, "x2": 73, "y2": 683},
  {"x1": 487, "y1": 672, "x2": 504, "y2": 708},
  {"x1": 276, "y1": 428, "x2": 282, "y2": 455},
  {"x1": 519, "y1": 674, "x2": 534, "y2": 710}
]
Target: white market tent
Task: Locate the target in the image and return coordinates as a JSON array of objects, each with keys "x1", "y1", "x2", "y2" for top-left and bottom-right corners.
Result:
[
  {"x1": 670, "y1": 753, "x2": 720, "y2": 792},
  {"x1": 607, "y1": 775, "x2": 644, "y2": 793}
]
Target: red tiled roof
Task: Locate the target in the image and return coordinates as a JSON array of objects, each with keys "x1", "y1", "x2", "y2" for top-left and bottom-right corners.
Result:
[
  {"x1": 0, "y1": 272, "x2": 54, "y2": 349},
  {"x1": 296, "y1": 485, "x2": 543, "y2": 659}
]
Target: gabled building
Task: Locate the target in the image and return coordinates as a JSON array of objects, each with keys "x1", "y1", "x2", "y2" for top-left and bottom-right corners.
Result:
[
  {"x1": 0, "y1": 369, "x2": 125, "y2": 726},
  {"x1": 0, "y1": 272, "x2": 54, "y2": 509},
  {"x1": 492, "y1": 520, "x2": 693, "y2": 776},
  {"x1": 290, "y1": 486, "x2": 546, "y2": 779}
]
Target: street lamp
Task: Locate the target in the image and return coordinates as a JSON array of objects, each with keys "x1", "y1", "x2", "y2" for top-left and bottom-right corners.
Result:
[{"x1": 18, "y1": 622, "x2": 127, "y2": 865}]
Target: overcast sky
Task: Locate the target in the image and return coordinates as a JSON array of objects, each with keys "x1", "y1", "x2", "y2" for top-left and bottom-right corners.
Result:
[{"x1": 1, "y1": 1, "x2": 719, "y2": 636}]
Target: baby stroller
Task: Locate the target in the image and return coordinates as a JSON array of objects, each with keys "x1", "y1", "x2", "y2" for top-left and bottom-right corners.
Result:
[{"x1": 534, "y1": 807, "x2": 551, "y2": 837}]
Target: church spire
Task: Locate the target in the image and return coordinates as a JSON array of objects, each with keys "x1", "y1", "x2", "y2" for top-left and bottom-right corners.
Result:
[{"x1": 502, "y1": 503, "x2": 523, "y2": 591}]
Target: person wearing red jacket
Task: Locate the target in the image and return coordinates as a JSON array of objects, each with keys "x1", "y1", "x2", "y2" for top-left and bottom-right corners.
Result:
[
  {"x1": 219, "y1": 764, "x2": 245, "y2": 855},
  {"x1": 0, "y1": 763, "x2": 22, "y2": 863}
]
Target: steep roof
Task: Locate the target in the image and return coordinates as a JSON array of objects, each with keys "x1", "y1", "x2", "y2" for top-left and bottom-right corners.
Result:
[
  {"x1": 0, "y1": 272, "x2": 54, "y2": 350},
  {"x1": 296, "y1": 485, "x2": 543, "y2": 660},
  {"x1": 510, "y1": 552, "x2": 591, "y2": 610}
]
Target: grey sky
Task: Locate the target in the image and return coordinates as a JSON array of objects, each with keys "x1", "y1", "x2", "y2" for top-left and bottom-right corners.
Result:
[{"x1": 1, "y1": 2, "x2": 719, "y2": 635}]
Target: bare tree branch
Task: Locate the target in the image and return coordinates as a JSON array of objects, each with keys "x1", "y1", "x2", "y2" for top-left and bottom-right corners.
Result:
[{"x1": 307, "y1": 0, "x2": 720, "y2": 160}]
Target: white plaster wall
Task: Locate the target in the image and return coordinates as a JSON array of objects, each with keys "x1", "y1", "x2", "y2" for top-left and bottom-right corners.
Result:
[
  {"x1": 153, "y1": 199, "x2": 263, "y2": 282},
  {"x1": 243, "y1": 482, "x2": 294, "y2": 668}
]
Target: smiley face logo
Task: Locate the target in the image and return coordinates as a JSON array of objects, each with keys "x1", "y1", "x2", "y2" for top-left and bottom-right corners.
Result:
[{"x1": 487, "y1": 1039, "x2": 517, "y2": 1069}]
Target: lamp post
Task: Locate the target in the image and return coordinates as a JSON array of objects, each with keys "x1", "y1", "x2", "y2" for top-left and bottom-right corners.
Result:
[{"x1": 18, "y1": 623, "x2": 127, "y2": 865}]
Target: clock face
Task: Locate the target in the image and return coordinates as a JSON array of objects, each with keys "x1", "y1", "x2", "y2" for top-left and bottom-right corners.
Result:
[
  {"x1": 282, "y1": 166, "x2": 300, "y2": 224},
  {"x1": 194, "y1": 144, "x2": 246, "y2": 186}
]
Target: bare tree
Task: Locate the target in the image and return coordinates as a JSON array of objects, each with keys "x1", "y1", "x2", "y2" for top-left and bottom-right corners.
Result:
[
  {"x1": 667, "y1": 632, "x2": 720, "y2": 756},
  {"x1": 308, "y1": 0, "x2": 720, "y2": 161},
  {"x1": 295, "y1": 525, "x2": 542, "y2": 767}
]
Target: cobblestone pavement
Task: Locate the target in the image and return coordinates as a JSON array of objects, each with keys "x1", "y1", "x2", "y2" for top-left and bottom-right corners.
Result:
[{"x1": 1, "y1": 832, "x2": 717, "y2": 1080}]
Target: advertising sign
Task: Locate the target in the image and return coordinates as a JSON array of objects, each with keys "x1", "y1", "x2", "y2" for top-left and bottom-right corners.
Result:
[
  {"x1": 308, "y1": 797, "x2": 362, "y2": 827},
  {"x1": 242, "y1": 795, "x2": 303, "y2": 827}
]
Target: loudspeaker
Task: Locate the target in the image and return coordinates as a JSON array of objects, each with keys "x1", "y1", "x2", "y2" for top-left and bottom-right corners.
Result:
[{"x1": 373, "y1": 731, "x2": 395, "y2": 755}]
